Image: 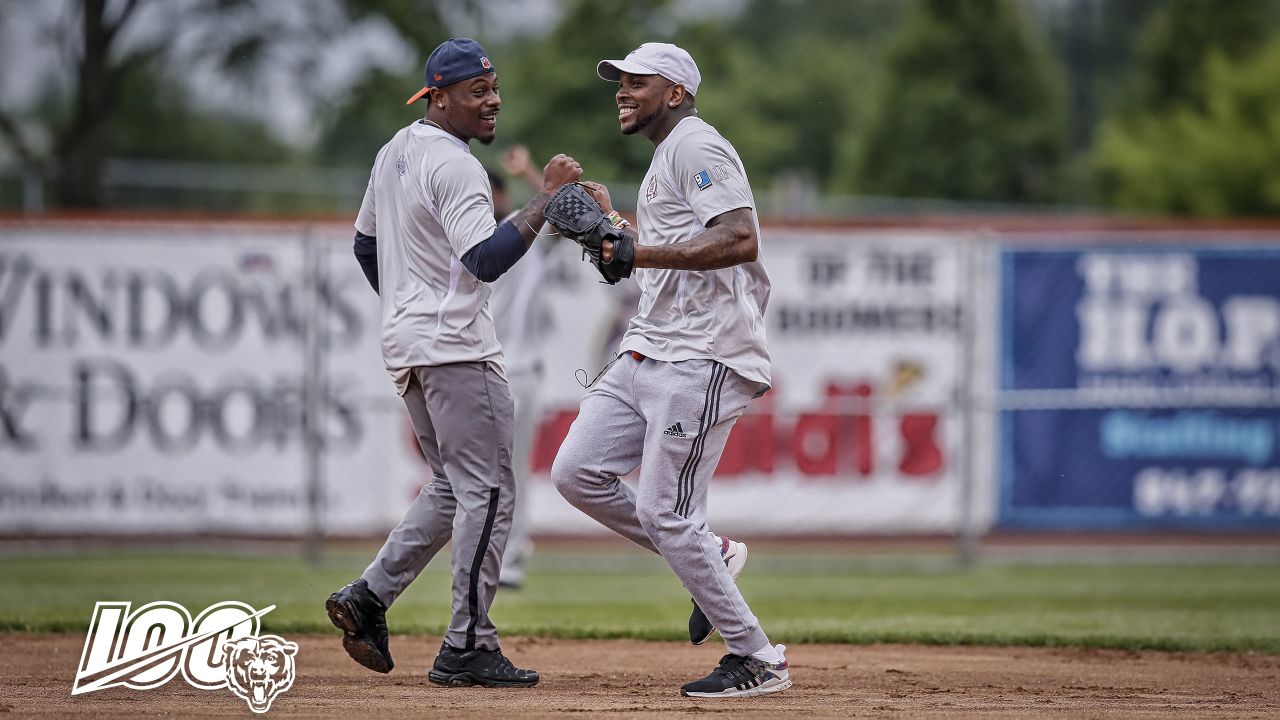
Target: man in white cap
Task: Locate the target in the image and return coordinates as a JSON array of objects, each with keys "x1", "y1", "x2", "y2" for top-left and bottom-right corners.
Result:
[{"x1": 551, "y1": 43, "x2": 790, "y2": 698}]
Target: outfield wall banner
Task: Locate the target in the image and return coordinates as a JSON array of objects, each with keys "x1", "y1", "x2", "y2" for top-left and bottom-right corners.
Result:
[
  {"x1": 1001, "y1": 245, "x2": 1280, "y2": 529},
  {"x1": 0, "y1": 223, "x2": 975, "y2": 537},
  {"x1": 505, "y1": 231, "x2": 973, "y2": 534},
  {"x1": 0, "y1": 225, "x2": 405, "y2": 535}
]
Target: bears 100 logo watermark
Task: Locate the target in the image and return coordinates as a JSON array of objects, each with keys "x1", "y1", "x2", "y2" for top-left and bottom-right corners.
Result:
[{"x1": 72, "y1": 601, "x2": 297, "y2": 713}]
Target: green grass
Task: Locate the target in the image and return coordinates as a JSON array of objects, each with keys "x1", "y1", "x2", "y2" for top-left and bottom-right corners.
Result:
[{"x1": 2, "y1": 549, "x2": 1279, "y2": 653}]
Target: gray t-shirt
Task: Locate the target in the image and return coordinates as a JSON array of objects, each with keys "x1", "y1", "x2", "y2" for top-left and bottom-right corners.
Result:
[
  {"x1": 620, "y1": 116, "x2": 772, "y2": 388},
  {"x1": 355, "y1": 121, "x2": 503, "y2": 395}
]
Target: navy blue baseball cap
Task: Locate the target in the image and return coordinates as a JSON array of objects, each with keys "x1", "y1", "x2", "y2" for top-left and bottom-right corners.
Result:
[{"x1": 405, "y1": 38, "x2": 495, "y2": 105}]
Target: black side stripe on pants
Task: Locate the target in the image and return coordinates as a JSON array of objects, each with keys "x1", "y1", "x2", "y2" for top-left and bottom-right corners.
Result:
[
  {"x1": 674, "y1": 364, "x2": 720, "y2": 518},
  {"x1": 465, "y1": 487, "x2": 501, "y2": 649},
  {"x1": 675, "y1": 363, "x2": 728, "y2": 518},
  {"x1": 686, "y1": 366, "x2": 726, "y2": 517}
]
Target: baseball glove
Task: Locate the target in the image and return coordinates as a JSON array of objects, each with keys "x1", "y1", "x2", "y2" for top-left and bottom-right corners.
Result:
[{"x1": 544, "y1": 183, "x2": 635, "y2": 285}]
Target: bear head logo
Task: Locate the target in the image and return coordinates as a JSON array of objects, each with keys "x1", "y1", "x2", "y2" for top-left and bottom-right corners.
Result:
[{"x1": 222, "y1": 635, "x2": 298, "y2": 713}]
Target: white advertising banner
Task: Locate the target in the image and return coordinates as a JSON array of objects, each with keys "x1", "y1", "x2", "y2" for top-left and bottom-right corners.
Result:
[
  {"x1": 502, "y1": 230, "x2": 972, "y2": 535},
  {"x1": 1, "y1": 223, "x2": 973, "y2": 537},
  {"x1": 0, "y1": 224, "x2": 398, "y2": 535}
]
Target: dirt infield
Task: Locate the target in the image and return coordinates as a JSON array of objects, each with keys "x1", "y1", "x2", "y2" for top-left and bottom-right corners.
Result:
[{"x1": 5, "y1": 634, "x2": 1278, "y2": 719}]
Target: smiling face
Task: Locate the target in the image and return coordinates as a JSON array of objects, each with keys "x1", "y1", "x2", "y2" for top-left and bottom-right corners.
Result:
[
  {"x1": 435, "y1": 73, "x2": 500, "y2": 145},
  {"x1": 615, "y1": 72, "x2": 675, "y2": 137}
]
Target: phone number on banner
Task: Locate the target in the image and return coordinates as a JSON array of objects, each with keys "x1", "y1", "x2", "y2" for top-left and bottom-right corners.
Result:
[{"x1": 1134, "y1": 467, "x2": 1280, "y2": 517}]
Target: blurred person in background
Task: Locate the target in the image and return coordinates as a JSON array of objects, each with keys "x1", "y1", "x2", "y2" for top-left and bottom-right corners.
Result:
[
  {"x1": 488, "y1": 145, "x2": 555, "y2": 589},
  {"x1": 326, "y1": 37, "x2": 581, "y2": 689}
]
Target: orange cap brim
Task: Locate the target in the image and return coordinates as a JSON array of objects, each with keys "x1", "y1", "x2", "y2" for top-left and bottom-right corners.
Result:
[{"x1": 406, "y1": 87, "x2": 430, "y2": 105}]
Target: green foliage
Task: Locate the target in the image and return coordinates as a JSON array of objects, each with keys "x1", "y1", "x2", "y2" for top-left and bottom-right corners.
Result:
[
  {"x1": 312, "y1": 0, "x2": 453, "y2": 168},
  {"x1": 732, "y1": 0, "x2": 904, "y2": 50},
  {"x1": 338, "y1": 0, "x2": 450, "y2": 53},
  {"x1": 685, "y1": 27, "x2": 876, "y2": 194},
  {"x1": 3, "y1": 550, "x2": 1280, "y2": 653},
  {"x1": 849, "y1": 0, "x2": 1067, "y2": 202},
  {"x1": 1129, "y1": 0, "x2": 1278, "y2": 112},
  {"x1": 10, "y1": 0, "x2": 1280, "y2": 216},
  {"x1": 107, "y1": 67, "x2": 294, "y2": 164},
  {"x1": 1095, "y1": 37, "x2": 1280, "y2": 216},
  {"x1": 480, "y1": 0, "x2": 899, "y2": 196},
  {"x1": 315, "y1": 69, "x2": 427, "y2": 167},
  {"x1": 694, "y1": 0, "x2": 900, "y2": 193},
  {"x1": 493, "y1": 1, "x2": 661, "y2": 184}
]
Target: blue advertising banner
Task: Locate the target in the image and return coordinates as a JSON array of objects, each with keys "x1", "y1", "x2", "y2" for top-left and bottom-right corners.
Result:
[{"x1": 1001, "y1": 246, "x2": 1280, "y2": 529}]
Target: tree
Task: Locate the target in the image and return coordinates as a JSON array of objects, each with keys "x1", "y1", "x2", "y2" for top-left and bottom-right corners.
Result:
[
  {"x1": 0, "y1": 0, "x2": 419, "y2": 210},
  {"x1": 478, "y1": 1, "x2": 663, "y2": 186},
  {"x1": 312, "y1": 0, "x2": 459, "y2": 166},
  {"x1": 1094, "y1": 37, "x2": 1280, "y2": 216},
  {"x1": 1092, "y1": 0, "x2": 1280, "y2": 215},
  {"x1": 688, "y1": 0, "x2": 901, "y2": 197},
  {"x1": 1127, "y1": 0, "x2": 1277, "y2": 113},
  {"x1": 0, "y1": 0, "x2": 158, "y2": 207},
  {"x1": 481, "y1": 0, "x2": 902, "y2": 200},
  {"x1": 848, "y1": 0, "x2": 1067, "y2": 203}
]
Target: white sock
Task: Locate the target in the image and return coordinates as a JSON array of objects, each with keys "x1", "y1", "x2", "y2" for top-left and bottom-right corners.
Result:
[{"x1": 749, "y1": 642, "x2": 782, "y2": 665}]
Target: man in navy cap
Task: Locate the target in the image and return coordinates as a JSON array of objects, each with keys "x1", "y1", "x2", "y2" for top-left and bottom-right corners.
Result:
[{"x1": 326, "y1": 37, "x2": 582, "y2": 688}]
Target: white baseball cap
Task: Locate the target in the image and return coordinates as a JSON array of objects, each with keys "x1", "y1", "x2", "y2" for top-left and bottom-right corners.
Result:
[{"x1": 597, "y1": 43, "x2": 701, "y2": 96}]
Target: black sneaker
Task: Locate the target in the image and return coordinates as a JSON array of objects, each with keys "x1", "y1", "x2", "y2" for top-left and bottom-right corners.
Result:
[
  {"x1": 688, "y1": 538, "x2": 749, "y2": 645},
  {"x1": 680, "y1": 645, "x2": 791, "y2": 698},
  {"x1": 428, "y1": 643, "x2": 540, "y2": 688},
  {"x1": 326, "y1": 578, "x2": 393, "y2": 673}
]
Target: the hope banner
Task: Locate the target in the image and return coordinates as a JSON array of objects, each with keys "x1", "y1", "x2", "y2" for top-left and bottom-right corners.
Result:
[{"x1": 1001, "y1": 246, "x2": 1280, "y2": 529}]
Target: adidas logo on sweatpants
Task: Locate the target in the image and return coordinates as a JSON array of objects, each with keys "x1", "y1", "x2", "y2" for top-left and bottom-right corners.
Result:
[{"x1": 664, "y1": 423, "x2": 688, "y2": 438}]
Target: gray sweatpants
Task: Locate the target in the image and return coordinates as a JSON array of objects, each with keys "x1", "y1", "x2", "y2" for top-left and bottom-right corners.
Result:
[
  {"x1": 552, "y1": 353, "x2": 770, "y2": 656},
  {"x1": 362, "y1": 362, "x2": 515, "y2": 652}
]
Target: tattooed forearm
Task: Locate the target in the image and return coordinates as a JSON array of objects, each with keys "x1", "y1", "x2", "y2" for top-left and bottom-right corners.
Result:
[
  {"x1": 512, "y1": 189, "x2": 553, "y2": 248},
  {"x1": 632, "y1": 207, "x2": 758, "y2": 270}
]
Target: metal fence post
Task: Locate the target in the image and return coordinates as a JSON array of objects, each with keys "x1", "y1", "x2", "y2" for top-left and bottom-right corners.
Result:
[
  {"x1": 22, "y1": 168, "x2": 44, "y2": 213},
  {"x1": 303, "y1": 226, "x2": 328, "y2": 563},
  {"x1": 956, "y1": 236, "x2": 983, "y2": 566}
]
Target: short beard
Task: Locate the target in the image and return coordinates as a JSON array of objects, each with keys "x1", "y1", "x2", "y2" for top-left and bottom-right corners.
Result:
[{"x1": 622, "y1": 107, "x2": 662, "y2": 135}]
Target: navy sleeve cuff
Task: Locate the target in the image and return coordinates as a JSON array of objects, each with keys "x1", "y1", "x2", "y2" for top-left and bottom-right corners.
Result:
[
  {"x1": 461, "y1": 221, "x2": 527, "y2": 282},
  {"x1": 353, "y1": 231, "x2": 378, "y2": 294}
]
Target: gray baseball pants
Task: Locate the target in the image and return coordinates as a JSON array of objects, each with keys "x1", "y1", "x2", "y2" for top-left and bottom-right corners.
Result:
[
  {"x1": 552, "y1": 353, "x2": 771, "y2": 656},
  {"x1": 361, "y1": 362, "x2": 515, "y2": 652}
]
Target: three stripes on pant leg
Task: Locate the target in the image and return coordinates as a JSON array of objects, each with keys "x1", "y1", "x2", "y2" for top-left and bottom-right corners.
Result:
[{"x1": 675, "y1": 363, "x2": 728, "y2": 518}]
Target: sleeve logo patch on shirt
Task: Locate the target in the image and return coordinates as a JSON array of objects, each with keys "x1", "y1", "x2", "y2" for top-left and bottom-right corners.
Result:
[
  {"x1": 694, "y1": 170, "x2": 713, "y2": 191},
  {"x1": 713, "y1": 163, "x2": 731, "y2": 181}
]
